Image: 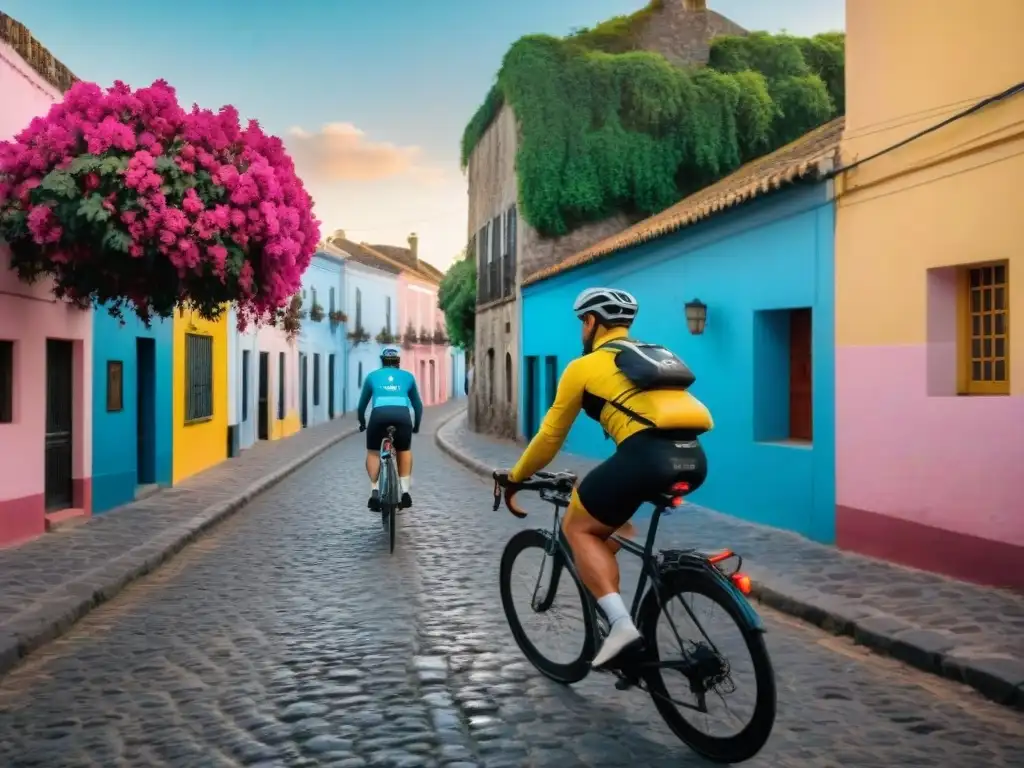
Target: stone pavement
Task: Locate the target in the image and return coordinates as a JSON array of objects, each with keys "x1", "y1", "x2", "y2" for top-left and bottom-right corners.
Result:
[
  {"x1": 0, "y1": 402, "x2": 1022, "y2": 767},
  {"x1": 0, "y1": 406, "x2": 384, "y2": 676},
  {"x1": 437, "y1": 411, "x2": 1024, "y2": 712}
]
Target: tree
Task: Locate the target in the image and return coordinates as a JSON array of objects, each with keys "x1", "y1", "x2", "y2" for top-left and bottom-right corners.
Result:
[{"x1": 438, "y1": 253, "x2": 476, "y2": 351}]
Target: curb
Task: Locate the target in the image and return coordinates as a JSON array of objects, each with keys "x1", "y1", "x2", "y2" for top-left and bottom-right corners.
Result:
[
  {"x1": 0, "y1": 424, "x2": 359, "y2": 679},
  {"x1": 435, "y1": 414, "x2": 1024, "y2": 712}
]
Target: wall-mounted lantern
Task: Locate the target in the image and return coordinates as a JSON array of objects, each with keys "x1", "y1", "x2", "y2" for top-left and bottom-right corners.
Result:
[{"x1": 684, "y1": 298, "x2": 707, "y2": 335}]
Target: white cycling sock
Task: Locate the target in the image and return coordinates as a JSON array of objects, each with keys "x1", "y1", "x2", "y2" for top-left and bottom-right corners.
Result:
[
  {"x1": 400, "y1": 476, "x2": 411, "y2": 493},
  {"x1": 597, "y1": 593, "x2": 630, "y2": 626},
  {"x1": 371, "y1": 480, "x2": 378, "y2": 492}
]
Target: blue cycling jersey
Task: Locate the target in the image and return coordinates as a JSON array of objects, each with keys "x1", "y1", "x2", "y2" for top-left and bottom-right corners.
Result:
[{"x1": 357, "y1": 366, "x2": 423, "y2": 427}]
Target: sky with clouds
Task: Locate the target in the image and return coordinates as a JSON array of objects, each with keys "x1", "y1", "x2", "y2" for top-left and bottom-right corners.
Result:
[{"x1": 3, "y1": 0, "x2": 844, "y2": 272}]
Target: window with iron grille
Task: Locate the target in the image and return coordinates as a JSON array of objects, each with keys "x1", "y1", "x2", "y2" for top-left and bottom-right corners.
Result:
[
  {"x1": 241, "y1": 350, "x2": 250, "y2": 422},
  {"x1": 329, "y1": 287, "x2": 336, "y2": 313},
  {"x1": 278, "y1": 352, "x2": 286, "y2": 419},
  {"x1": 184, "y1": 333, "x2": 214, "y2": 423},
  {"x1": 477, "y1": 222, "x2": 489, "y2": 302},
  {"x1": 490, "y1": 215, "x2": 501, "y2": 301},
  {"x1": 355, "y1": 288, "x2": 362, "y2": 329},
  {"x1": 106, "y1": 360, "x2": 124, "y2": 412},
  {"x1": 385, "y1": 296, "x2": 392, "y2": 333},
  {"x1": 0, "y1": 340, "x2": 13, "y2": 423},
  {"x1": 503, "y1": 206, "x2": 517, "y2": 297},
  {"x1": 313, "y1": 353, "x2": 321, "y2": 406}
]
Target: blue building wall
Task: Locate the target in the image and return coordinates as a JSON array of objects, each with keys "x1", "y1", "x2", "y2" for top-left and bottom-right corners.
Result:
[
  {"x1": 520, "y1": 184, "x2": 836, "y2": 543},
  {"x1": 450, "y1": 348, "x2": 468, "y2": 399},
  {"x1": 91, "y1": 308, "x2": 173, "y2": 513},
  {"x1": 298, "y1": 254, "x2": 345, "y2": 427},
  {"x1": 342, "y1": 260, "x2": 399, "y2": 416}
]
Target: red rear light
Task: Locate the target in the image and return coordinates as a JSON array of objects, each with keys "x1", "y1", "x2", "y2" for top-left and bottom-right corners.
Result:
[
  {"x1": 670, "y1": 496, "x2": 684, "y2": 507},
  {"x1": 672, "y1": 482, "x2": 690, "y2": 492},
  {"x1": 731, "y1": 573, "x2": 752, "y2": 595}
]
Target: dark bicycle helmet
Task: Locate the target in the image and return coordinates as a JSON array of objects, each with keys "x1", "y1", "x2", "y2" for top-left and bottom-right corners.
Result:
[{"x1": 380, "y1": 347, "x2": 400, "y2": 365}]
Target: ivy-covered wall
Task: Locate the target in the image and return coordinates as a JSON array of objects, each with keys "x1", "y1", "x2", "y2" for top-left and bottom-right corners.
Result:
[{"x1": 461, "y1": 28, "x2": 845, "y2": 238}]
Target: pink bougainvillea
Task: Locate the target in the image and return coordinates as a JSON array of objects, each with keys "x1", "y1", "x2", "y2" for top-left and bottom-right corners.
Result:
[{"x1": 0, "y1": 79, "x2": 320, "y2": 326}]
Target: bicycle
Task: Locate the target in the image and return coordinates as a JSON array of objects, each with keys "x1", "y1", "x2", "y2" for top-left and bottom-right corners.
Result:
[
  {"x1": 378, "y1": 425, "x2": 400, "y2": 553},
  {"x1": 491, "y1": 469, "x2": 777, "y2": 764}
]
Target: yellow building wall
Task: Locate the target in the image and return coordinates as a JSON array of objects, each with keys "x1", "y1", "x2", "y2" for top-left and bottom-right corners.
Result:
[
  {"x1": 271, "y1": 411, "x2": 301, "y2": 441},
  {"x1": 172, "y1": 308, "x2": 229, "y2": 483},
  {"x1": 836, "y1": 0, "x2": 1024, "y2": 391}
]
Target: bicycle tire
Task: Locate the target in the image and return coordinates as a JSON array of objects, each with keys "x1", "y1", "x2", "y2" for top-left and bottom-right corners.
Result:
[
  {"x1": 638, "y1": 570, "x2": 776, "y2": 764},
  {"x1": 499, "y1": 528, "x2": 597, "y2": 684},
  {"x1": 380, "y1": 450, "x2": 399, "y2": 553}
]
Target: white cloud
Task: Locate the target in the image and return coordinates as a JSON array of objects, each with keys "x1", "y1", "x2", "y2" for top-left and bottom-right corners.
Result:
[{"x1": 287, "y1": 122, "x2": 434, "y2": 182}]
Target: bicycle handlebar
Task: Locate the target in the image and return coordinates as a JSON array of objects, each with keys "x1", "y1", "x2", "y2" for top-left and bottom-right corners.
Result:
[{"x1": 491, "y1": 469, "x2": 577, "y2": 518}]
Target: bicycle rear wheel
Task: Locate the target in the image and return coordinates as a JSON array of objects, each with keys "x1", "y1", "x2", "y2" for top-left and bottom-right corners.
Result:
[
  {"x1": 380, "y1": 450, "x2": 399, "y2": 553},
  {"x1": 499, "y1": 528, "x2": 597, "y2": 684},
  {"x1": 638, "y1": 570, "x2": 776, "y2": 763}
]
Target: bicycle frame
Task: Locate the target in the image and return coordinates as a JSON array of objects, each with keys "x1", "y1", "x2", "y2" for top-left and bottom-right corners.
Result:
[
  {"x1": 378, "y1": 427, "x2": 400, "y2": 507},
  {"x1": 528, "y1": 490, "x2": 764, "y2": 670}
]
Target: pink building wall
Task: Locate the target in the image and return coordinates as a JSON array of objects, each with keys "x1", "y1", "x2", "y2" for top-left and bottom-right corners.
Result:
[
  {"x1": 0, "y1": 39, "x2": 94, "y2": 546},
  {"x1": 397, "y1": 273, "x2": 450, "y2": 406}
]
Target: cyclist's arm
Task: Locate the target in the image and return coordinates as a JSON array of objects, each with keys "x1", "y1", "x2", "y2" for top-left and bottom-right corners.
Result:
[
  {"x1": 509, "y1": 359, "x2": 585, "y2": 482},
  {"x1": 407, "y1": 377, "x2": 423, "y2": 430},
  {"x1": 356, "y1": 375, "x2": 372, "y2": 426}
]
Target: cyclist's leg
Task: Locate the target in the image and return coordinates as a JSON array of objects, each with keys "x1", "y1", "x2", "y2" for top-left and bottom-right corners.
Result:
[{"x1": 365, "y1": 410, "x2": 385, "y2": 510}]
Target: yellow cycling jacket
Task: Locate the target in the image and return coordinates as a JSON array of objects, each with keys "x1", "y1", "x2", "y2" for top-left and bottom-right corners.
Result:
[{"x1": 509, "y1": 326, "x2": 713, "y2": 482}]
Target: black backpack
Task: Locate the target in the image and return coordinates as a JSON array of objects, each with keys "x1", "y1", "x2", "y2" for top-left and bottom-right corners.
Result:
[{"x1": 591, "y1": 338, "x2": 696, "y2": 430}]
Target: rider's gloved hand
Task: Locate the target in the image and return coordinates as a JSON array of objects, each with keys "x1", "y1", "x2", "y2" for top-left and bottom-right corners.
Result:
[
  {"x1": 358, "y1": 423, "x2": 366, "y2": 432},
  {"x1": 412, "y1": 424, "x2": 420, "y2": 434}
]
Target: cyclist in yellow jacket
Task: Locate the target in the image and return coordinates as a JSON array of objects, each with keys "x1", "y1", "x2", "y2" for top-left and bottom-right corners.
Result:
[{"x1": 508, "y1": 287, "x2": 713, "y2": 668}]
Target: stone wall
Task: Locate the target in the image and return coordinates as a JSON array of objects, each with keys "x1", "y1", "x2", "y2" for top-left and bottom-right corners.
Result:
[
  {"x1": 0, "y1": 13, "x2": 77, "y2": 94},
  {"x1": 464, "y1": 1, "x2": 746, "y2": 437}
]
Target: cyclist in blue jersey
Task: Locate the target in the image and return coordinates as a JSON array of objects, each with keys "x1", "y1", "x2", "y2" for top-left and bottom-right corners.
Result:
[{"x1": 357, "y1": 347, "x2": 423, "y2": 511}]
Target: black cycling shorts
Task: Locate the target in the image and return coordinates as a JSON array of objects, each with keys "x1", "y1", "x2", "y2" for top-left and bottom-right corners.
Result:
[
  {"x1": 577, "y1": 428, "x2": 707, "y2": 529},
  {"x1": 366, "y1": 406, "x2": 413, "y2": 452}
]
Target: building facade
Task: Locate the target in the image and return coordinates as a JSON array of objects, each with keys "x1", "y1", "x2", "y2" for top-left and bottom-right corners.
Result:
[
  {"x1": 0, "y1": 18, "x2": 93, "y2": 545},
  {"x1": 466, "y1": 0, "x2": 746, "y2": 438},
  {"x1": 297, "y1": 253, "x2": 345, "y2": 428},
  {"x1": 91, "y1": 310, "x2": 173, "y2": 513},
  {"x1": 171, "y1": 309, "x2": 229, "y2": 484},
  {"x1": 327, "y1": 236, "x2": 402, "y2": 416},
  {"x1": 397, "y1": 271, "x2": 449, "y2": 406},
  {"x1": 228, "y1": 307, "x2": 301, "y2": 454},
  {"x1": 521, "y1": 121, "x2": 842, "y2": 542},
  {"x1": 834, "y1": 0, "x2": 1023, "y2": 589}
]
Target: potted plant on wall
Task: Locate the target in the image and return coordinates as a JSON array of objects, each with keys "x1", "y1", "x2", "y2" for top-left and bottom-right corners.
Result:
[
  {"x1": 328, "y1": 309, "x2": 347, "y2": 327},
  {"x1": 0, "y1": 79, "x2": 319, "y2": 327},
  {"x1": 347, "y1": 325, "x2": 370, "y2": 345},
  {"x1": 376, "y1": 327, "x2": 395, "y2": 345},
  {"x1": 418, "y1": 326, "x2": 432, "y2": 344},
  {"x1": 402, "y1": 322, "x2": 418, "y2": 349},
  {"x1": 308, "y1": 300, "x2": 325, "y2": 322},
  {"x1": 432, "y1": 325, "x2": 448, "y2": 345}
]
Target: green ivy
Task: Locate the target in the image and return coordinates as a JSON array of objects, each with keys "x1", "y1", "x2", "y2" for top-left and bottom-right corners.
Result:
[
  {"x1": 460, "y1": 30, "x2": 844, "y2": 237},
  {"x1": 438, "y1": 253, "x2": 476, "y2": 350}
]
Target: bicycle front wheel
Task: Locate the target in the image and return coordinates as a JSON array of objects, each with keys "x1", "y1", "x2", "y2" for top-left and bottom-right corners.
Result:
[
  {"x1": 638, "y1": 570, "x2": 776, "y2": 764},
  {"x1": 499, "y1": 528, "x2": 597, "y2": 684}
]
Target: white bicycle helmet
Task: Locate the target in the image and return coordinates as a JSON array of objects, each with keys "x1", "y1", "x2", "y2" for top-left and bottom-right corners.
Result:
[{"x1": 573, "y1": 287, "x2": 638, "y2": 327}]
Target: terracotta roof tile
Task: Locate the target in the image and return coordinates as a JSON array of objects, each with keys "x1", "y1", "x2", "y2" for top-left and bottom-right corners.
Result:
[
  {"x1": 524, "y1": 117, "x2": 845, "y2": 286},
  {"x1": 327, "y1": 238, "x2": 402, "y2": 274},
  {"x1": 0, "y1": 13, "x2": 78, "y2": 94},
  {"x1": 369, "y1": 244, "x2": 443, "y2": 284}
]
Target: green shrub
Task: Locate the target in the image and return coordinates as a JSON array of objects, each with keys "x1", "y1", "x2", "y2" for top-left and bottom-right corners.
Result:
[{"x1": 460, "y1": 28, "x2": 844, "y2": 237}]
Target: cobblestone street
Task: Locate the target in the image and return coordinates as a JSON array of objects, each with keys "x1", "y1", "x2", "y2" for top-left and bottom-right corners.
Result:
[{"x1": 0, "y1": 408, "x2": 1021, "y2": 767}]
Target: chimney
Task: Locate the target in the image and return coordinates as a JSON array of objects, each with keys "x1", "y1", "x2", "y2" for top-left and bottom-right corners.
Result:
[
  {"x1": 408, "y1": 232, "x2": 419, "y2": 268},
  {"x1": 682, "y1": 0, "x2": 706, "y2": 10},
  {"x1": 331, "y1": 228, "x2": 346, "y2": 242}
]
